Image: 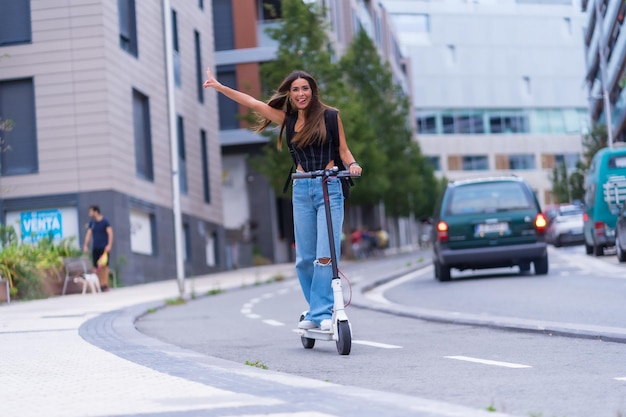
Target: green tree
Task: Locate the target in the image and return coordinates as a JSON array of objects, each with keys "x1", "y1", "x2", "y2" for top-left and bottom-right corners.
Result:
[{"x1": 549, "y1": 124, "x2": 607, "y2": 203}]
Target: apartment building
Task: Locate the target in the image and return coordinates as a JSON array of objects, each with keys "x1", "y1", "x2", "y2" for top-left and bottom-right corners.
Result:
[
  {"x1": 582, "y1": 0, "x2": 626, "y2": 144},
  {"x1": 213, "y1": 0, "x2": 412, "y2": 266},
  {"x1": 382, "y1": 0, "x2": 589, "y2": 206},
  {"x1": 0, "y1": 1, "x2": 223, "y2": 284}
]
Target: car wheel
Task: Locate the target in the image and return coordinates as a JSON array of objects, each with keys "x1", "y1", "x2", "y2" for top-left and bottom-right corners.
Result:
[
  {"x1": 434, "y1": 261, "x2": 451, "y2": 282},
  {"x1": 585, "y1": 242, "x2": 593, "y2": 255},
  {"x1": 553, "y1": 235, "x2": 562, "y2": 248},
  {"x1": 534, "y1": 255, "x2": 549, "y2": 275},
  {"x1": 593, "y1": 244, "x2": 604, "y2": 257},
  {"x1": 519, "y1": 262, "x2": 531, "y2": 273},
  {"x1": 617, "y1": 233, "x2": 626, "y2": 263}
]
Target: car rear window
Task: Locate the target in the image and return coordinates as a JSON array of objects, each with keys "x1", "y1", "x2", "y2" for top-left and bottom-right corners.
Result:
[
  {"x1": 446, "y1": 181, "x2": 533, "y2": 215},
  {"x1": 558, "y1": 206, "x2": 583, "y2": 216}
]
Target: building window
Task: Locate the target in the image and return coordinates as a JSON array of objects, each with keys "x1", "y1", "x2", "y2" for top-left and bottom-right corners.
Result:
[
  {"x1": 132, "y1": 89, "x2": 154, "y2": 181},
  {"x1": 199, "y1": 0, "x2": 204, "y2": 10},
  {"x1": 391, "y1": 13, "x2": 430, "y2": 34},
  {"x1": 172, "y1": 9, "x2": 181, "y2": 87},
  {"x1": 195, "y1": 30, "x2": 204, "y2": 103},
  {"x1": 130, "y1": 209, "x2": 156, "y2": 255},
  {"x1": 216, "y1": 66, "x2": 239, "y2": 129},
  {"x1": 177, "y1": 115, "x2": 188, "y2": 194},
  {"x1": 555, "y1": 153, "x2": 580, "y2": 170},
  {"x1": 426, "y1": 156, "x2": 441, "y2": 171},
  {"x1": 417, "y1": 114, "x2": 437, "y2": 134},
  {"x1": 462, "y1": 155, "x2": 489, "y2": 171},
  {"x1": 213, "y1": 0, "x2": 235, "y2": 51},
  {"x1": 118, "y1": 0, "x2": 138, "y2": 56},
  {"x1": 206, "y1": 231, "x2": 217, "y2": 266},
  {"x1": 200, "y1": 129, "x2": 211, "y2": 203},
  {"x1": 508, "y1": 154, "x2": 536, "y2": 170},
  {"x1": 0, "y1": 1, "x2": 31, "y2": 46},
  {"x1": 441, "y1": 113, "x2": 485, "y2": 134},
  {"x1": 0, "y1": 78, "x2": 38, "y2": 176},
  {"x1": 489, "y1": 113, "x2": 529, "y2": 134},
  {"x1": 259, "y1": 0, "x2": 282, "y2": 21},
  {"x1": 183, "y1": 222, "x2": 191, "y2": 261}
]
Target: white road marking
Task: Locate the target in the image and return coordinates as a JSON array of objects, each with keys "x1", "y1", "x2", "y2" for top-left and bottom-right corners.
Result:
[
  {"x1": 263, "y1": 319, "x2": 285, "y2": 326},
  {"x1": 250, "y1": 298, "x2": 261, "y2": 303},
  {"x1": 240, "y1": 309, "x2": 251, "y2": 314},
  {"x1": 262, "y1": 293, "x2": 274, "y2": 299},
  {"x1": 614, "y1": 377, "x2": 626, "y2": 381},
  {"x1": 246, "y1": 314, "x2": 261, "y2": 319},
  {"x1": 353, "y1": 340, "x2": 402, "y2": 349},
  {"x1": 364, "y1": 270, "x2": 424, "y2": 304},
  {"x1": 445, "y1": 356, "x2": 531, "y2": 368},
  {"x1": 277, "y1": 288, "x2": 290, "y2": 295}
]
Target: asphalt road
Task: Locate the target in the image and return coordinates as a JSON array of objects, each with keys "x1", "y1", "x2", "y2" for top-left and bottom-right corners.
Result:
[{"x1": 136, "y1": 247, "x2": 626, "y2": 417}]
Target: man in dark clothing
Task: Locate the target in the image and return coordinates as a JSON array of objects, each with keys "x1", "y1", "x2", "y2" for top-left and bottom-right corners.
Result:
[{"x1": 83, "y1": 205, "x2": 113, "y2": 291}]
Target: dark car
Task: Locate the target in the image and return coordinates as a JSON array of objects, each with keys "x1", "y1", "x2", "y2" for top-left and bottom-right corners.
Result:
[{"x1": 431, "y1": 176, "x2": 548, "y2": 281}]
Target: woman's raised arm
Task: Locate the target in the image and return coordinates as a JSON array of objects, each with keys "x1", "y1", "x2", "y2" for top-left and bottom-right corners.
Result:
[{"x1": 203, "y1": 68, "x2": 284, "y2": 125}]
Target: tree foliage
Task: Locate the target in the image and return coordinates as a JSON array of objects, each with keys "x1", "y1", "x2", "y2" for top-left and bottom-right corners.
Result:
[
  {"x1": 251, "y1": 0, "x2": 438, "y2": 217},
  {"x1": 549, "y1": 124, "x2": 607, "y2": 204}
]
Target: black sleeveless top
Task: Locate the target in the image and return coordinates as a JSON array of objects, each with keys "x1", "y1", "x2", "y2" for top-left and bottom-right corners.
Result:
[{"x1": 285, "y1": 109, "x2": 337, "y2": 172}]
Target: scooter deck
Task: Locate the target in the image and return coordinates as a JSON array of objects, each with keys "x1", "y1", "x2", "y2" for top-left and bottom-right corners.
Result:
[{"x1": 298, "y1": 328, "x2": 334, "y2": 341}]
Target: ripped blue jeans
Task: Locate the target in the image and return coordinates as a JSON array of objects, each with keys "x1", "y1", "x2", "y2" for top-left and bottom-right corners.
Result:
[{"x1": 292, "y1": 175, "x2": 344, "y2": 325}]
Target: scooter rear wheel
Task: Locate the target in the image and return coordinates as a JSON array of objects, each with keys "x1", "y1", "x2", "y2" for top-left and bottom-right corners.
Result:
[
  {"x1": 299, "y1": 313, "x2": 315, "y2": 349},
  {"x1": 336, "y1": 320, "x2": 351, "y2": 355}
]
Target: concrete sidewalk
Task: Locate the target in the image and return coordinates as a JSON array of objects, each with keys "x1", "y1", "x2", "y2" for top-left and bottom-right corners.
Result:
[{"x1": 0, "y1": 261, "x2": 515, "y2": 417}]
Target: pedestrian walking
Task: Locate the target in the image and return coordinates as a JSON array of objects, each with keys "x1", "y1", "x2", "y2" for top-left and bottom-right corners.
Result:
[
  {"x1": 83, "y1": 205, "x2": 113, "y2": 291},
  {"x1": 203, "y1": 68, "x2": 362, "y2": 330}
]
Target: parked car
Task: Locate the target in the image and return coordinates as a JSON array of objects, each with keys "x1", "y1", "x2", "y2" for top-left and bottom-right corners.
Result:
[
  {"x1": 546, "y1": 204, "x2": 584, "y2": 247},
  {"x1": 431, "y1": 176, "x2": 548, "y2": 282},
  {"x1": 583, "y1": 144, "x2": 626, "y2": 256}
]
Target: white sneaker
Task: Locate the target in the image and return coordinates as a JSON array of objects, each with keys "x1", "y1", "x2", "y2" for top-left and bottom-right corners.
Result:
[
  {"x1": 320, "y1": 319, "x2": 332, "y2": 331},
  {"x1": 298, "y1": 320, "x2": 318, "y2": 329}
]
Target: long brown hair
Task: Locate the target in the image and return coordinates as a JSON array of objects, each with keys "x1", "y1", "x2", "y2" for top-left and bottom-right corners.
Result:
[{"x1": 254, "y1": 70, "x2": 333, "y2": 150}]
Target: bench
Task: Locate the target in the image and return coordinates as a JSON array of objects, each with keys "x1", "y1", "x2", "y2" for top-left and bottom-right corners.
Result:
[{"x1": 62, "y1": 257, "x2": 91, "y2": 296}]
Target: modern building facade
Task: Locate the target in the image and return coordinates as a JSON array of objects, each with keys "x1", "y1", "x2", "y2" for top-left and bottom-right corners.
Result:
[
  {"x1": 383, "y1": 0, "x2": 590, "y2": 206},
  {"x1": 0, "y1": 1, "x2": 224, "y2": 284},
  {"x1": 213, "y1": 0, "x2": 412, "y2": 266},
  {"x1": 581, "y1": 0, "x2": 626, "y2": 145}
]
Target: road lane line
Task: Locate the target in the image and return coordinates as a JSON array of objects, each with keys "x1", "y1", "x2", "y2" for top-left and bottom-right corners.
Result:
[
  {"x1": 353, "y1": 340, "x2": 402, "y2": 349},
  {"x1": 263, "y1": 319, "x2": 285, "y2": 326},
  {"x1": 364, "y1": 269, "x2": 424, "y2": 304},
  {"x1": 614, "y1": 377, "x2": 626, "y2": 381},
  {"x1": 246, "y1": 314, "x2": 261, "y2": 319},
  {"x1": 445, "y1": 355, "x2": 531, "y2": 368}
]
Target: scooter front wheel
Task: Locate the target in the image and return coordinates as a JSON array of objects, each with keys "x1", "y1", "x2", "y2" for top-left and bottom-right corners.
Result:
[{"x1": 336, "y1": 320, "x2": 351, "y2": 355}]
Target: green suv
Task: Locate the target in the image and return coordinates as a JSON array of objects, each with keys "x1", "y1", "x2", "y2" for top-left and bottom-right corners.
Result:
[{"x1": 432, "y1": 176, "x2": 548, "y2": 281}]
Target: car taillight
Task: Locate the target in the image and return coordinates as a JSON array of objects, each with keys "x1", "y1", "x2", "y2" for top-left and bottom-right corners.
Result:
[
  {"x1": 583, "y1": 213, "x2": 589, "y2": 222},
  {"x1": 535, "y1": 213, "x2": 547, "y2": 233},
  {"x1": 437, "y1": 221, "x2": 448, "y2": 242},
  {"x1": 594, "y1": 221, "x2": 605, "y2": 237}
]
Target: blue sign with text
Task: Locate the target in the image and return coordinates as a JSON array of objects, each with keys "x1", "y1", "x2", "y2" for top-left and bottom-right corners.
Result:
[{"x1": 20, "y1": 210, "x2": 63, "y2": 243}]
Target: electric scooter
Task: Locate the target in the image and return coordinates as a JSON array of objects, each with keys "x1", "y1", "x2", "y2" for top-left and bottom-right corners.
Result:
[{"x1": 291, "y1": 167, "x2": 358, "y2": 356}]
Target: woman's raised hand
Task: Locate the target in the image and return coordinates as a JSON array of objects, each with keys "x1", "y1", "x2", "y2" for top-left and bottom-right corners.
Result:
[{"x1": 203, "y1": 68, "x2": 221, "y2": 89}]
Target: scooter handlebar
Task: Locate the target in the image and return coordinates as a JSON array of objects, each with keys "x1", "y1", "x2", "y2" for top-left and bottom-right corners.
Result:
[{"x1": 291, "y1": 168, "x2": 360, "y2": 180}]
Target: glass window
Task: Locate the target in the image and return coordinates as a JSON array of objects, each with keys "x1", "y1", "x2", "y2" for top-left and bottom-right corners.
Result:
[
  {"x1": 194, "y1": 30, "x2": 203, "y2": 103},
  {"x1": 442, "y1": 115, "x2": 455, "y2": 134},
  {"x1": 462, "y1": 155, "x2": 489, "y2": 171},
  {"x1": 555, "y1": 153, "x2": 580, "y2": 170},
  {"x1": 391, "y1": 14, "x2": 430, "y2": 34},
  {"x1": 0, "y1": 0, "x2": 31, "y2": 46},
  {"x1": 200, "y1": 129, "x2": 211, "y2": 203},
  {"x1": 172, "y1": 10, "x2": 181, "y2": 87},
  {"x1": 177, "y1": 115, "x2": 188, "y2": 194},
  {"x1": 132, "y1": 89, "x2": 153, "y2": 181},
  {"x1": 118, "y1": 0, "x2": 138, "y2": 56},
  {"x1": 417, "y1": 114, "x2": 437, "y2": 134},
  {"x1": 446, "y1": 181, "x2": 532, "y2": 216},
  {"x1": 259, "y1": 0, "x2": 282, "y2": 21},
  {"x1": 509, "y1": 154, "x2": 536, "y2": 170},
  {"x1": 0, "y1": 78, "x2": 38, "y2": 176},
  {"x1": 216, "y1": 66, "x2": 239, "y2": 129},
  {"x1": 213, "y1": 0, "x2": 235, "y2": 51}
]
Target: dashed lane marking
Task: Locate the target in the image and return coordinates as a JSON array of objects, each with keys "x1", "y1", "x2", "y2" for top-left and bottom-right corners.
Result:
[
  {"x1": 263, "y1": 319, "x2": 285, "y2": 327},
  {"x1": 445, "y1": 355, "x2": 532, "y2": 368},
  {"x1": 614, "y1": 377, "x2": 626, "y2": 381},
  {"x1": 352, "y1": 340, "x2": 402, "y2": 349}
]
